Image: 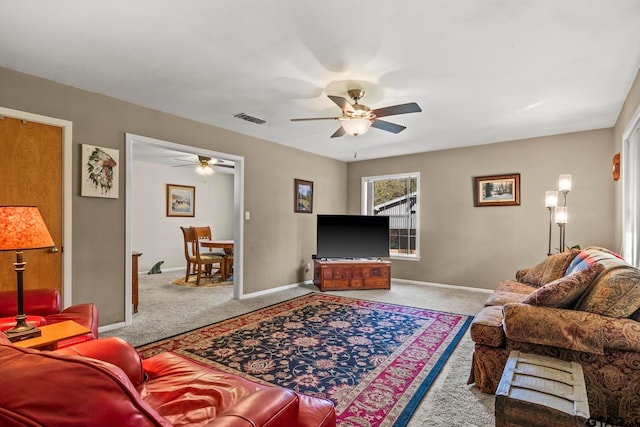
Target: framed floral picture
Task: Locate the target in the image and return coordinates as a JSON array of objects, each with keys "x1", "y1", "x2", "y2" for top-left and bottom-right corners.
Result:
[
  {"x1": 166, "y1": 184, "x2": 195, "y2": 217},
  {"x1": 294, "y1": 179, "x2": 313, "y2": 213},
  {"x1": 473, "y1": 173, "x2": 520, "y2": 207}
]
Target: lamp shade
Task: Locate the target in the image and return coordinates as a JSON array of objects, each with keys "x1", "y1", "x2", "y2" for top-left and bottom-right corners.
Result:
[
  {"x1": 195, "y1": 163, "x2": 214, "y2": 176},
  {"x1": 545, "y1": 191, "x2": 558, "y2": 208},
  {"x1": 342, "y1": 118, "x2": 372, "y2": 137},
  {"x1": 0, "y1": 206, "x2": 55, "y2": 251},
  {"x1": 559, "y1": 174, "x2": 572, "y2": 192},
  {"x1": 554, "y1": 206, "x2": 568, "y2": 225}
]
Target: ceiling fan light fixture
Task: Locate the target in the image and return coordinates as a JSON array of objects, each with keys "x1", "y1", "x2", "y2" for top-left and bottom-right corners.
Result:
[
  {"x1": 342, "y1": 118, "x2": 372, "y2": 137},
  {"x1": 195, "y1": 160, "x2": 214, "y2": 176}
]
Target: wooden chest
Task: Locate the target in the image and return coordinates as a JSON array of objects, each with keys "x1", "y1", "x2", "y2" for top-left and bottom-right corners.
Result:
[
  {"x1": 495, "y1": 351, "x2": 590, "y2": 427},
  {"x1": 313, "y1": 259, "x2": 390, "y2": 291}
]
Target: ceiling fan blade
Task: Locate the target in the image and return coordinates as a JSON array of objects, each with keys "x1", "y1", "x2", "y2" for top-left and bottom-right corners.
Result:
[
  {"x1": 216, "y1": 164, "x2": 234, "y2": 169},
  {"x1": 327, "y1": 95, "x2": 355, "y2": 113},
  {"x1": 291, "y1": 117, "x2": 340, "y2": 122},
  {"x1": 372, "y1": 102, "x2": 422, "y2": 118},
  {"x1": 330, "y1": 126, "x2": 346, "y2": 138},
  {"x1": 371, "y1": 119, "x2": 406, "y2": 134}
]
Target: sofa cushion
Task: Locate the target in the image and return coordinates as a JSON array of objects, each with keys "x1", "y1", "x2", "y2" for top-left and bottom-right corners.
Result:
[
  {"x1": 0, "y1": 344, "x2": 170, "y2": 427},
  {"x1": 0, "y1": 315, "x2": 46, "y2": 332},
  {"x1": 0, "y1": 288, "x2": 61, "y2": 317},
  {"x1": 495, "y1": 280, "x2": 538, "y2": 295},
  {"x1": 140, "y1": 352, "x2": 295, "y2": 427},
  {"x1": 521, "y1": 263, "x2": 604, "y2": 308},
  {"x1": 54, "y1": 337, "x2": 145, "y2": 387},
  {"x1": 502, "y1": 303, "x2": 604, "y2": 354},
  {"x1": 470, "y1": 305, "x2": 505, "y2": 347},
  {"x1": 575, "y1": 267, "x2": 640, "y2": 318},
  {"x1": 565, "y1": 246, "x2": 627, "y2": 276},
  {"x1": 484, "y1": 291, "x2": 529, "y2": 307},
  {"x1": 521, "y1": 250, "x2": 580, "y2": 287}
]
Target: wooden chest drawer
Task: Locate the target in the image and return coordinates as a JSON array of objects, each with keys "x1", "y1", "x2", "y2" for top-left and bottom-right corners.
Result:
[
  {"x1": 364, "y1": 278, "x2": 390, "y2": 289},
  {"x1": 350, "y1": 279, "x2": 364, "y2": 288},
  {"x1": 322, "y1": 279, "x2": 351, "y2": 289}
]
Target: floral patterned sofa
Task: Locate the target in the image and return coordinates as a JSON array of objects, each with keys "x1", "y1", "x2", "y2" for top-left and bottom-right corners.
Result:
[{"x1": 468, "y1": 246, "x2": 640, "y2": 427}]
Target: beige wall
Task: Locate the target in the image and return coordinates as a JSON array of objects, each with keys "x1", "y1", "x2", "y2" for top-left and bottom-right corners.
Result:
[
  {"x1": 0, "y1": 67, "x2": 346, "y2": 325},
  {"x1": 347, "y1": 129, "x2": 616, "y2": 289},
  {"x1": 1, "y1": 64, "x2": 636, "y2": 321},
  {"x1": 131, "y1": 160, "x2": 235, "y2": 272},
  {"x1": 613, "y1": 69, "x2": 640, "y2": 251}
]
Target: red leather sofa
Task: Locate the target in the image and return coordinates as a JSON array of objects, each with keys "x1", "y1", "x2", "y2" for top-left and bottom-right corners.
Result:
[
  {"x1": 0, "y1": 288, "x2": 98, "y2": 347},
  {"x1": 0, "y1": 334, "x2": 336, "y2": 426}
]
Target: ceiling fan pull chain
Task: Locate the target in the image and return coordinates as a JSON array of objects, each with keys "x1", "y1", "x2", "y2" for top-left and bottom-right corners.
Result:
[{"x1": 354, "y1": 140, "x2": 358, "y2": 159}]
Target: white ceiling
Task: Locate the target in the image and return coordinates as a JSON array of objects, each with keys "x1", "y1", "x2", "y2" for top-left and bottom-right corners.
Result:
[{"x1": 1, "y1": 1, "x2": 640, "y2": 162}]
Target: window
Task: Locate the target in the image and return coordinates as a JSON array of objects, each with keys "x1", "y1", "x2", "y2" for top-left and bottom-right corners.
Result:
[
  {"x1": 362, "y1": 173, "x2": 419, "y2": 259},
  {"x1": 623, "y1": 108, "x2": 640, "y2": 267}
]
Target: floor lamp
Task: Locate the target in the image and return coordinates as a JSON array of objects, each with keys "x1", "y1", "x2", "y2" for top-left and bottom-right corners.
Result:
[
  {"x1": 545, "y1": 191, "x2": 558, "y2": 256},
  {"x1": 555, "y1": 207, "x2": 568, "y2": 253},
  {"x1": 558, "y1": 174, "x2": 571, "y2": 251},
  {"x1": 0, "y1": 206, "x2": 55, "y2": 342}
]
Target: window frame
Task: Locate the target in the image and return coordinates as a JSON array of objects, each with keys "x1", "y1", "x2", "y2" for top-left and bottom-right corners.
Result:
[
  {"x1": 622, "y1": 105, "x2": 640, "y2": 267},
  {"x1": 361, "y1": 172, "x2": 420, "y2": 260}
]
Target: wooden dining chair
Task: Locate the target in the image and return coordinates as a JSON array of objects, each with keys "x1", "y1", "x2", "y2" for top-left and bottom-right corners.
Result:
[
  {"x1": 194, "y1": 226, "x2": 224, "y2": 254},
  {"x1": 180, "y1": 226, "x2": 226, "y2": 285}
]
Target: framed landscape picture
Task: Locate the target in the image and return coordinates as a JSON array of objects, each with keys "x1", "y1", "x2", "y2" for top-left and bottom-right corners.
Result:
[
  {"x1": 294, "y1": 179, "x2": 313, "y2": 213},
  {"x1": 473, "y1": 173, "x2": 520, "y2": 207},
  {"x1": 166, "y1": 184, "x2": 195, "y2": 217}
]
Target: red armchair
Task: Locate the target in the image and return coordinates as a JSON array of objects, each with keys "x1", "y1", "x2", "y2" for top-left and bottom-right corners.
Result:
[
  {"x1": 0, "y1": 288, "x2": 98, "y2": 347},
  {"x1": 0, "y1": 334, "x2": 336, "y2": 427}
]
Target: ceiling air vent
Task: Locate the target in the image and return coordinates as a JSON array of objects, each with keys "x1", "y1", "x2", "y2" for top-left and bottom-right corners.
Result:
[{"x1": 234, "y1": 113, "x2": 266, "y2": 125}]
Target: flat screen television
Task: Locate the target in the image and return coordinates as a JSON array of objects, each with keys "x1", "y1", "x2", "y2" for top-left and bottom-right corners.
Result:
[{"x1": 316, "y1": 214, "x2": 390, "y2": 259}]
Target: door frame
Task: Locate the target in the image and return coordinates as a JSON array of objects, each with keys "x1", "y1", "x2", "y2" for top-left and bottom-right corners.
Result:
[
  {"x1": 622, "y1": 104, "x2": 640, "y2": 266},
  {"x1": 124, "y1": 133, "x2": 245, "y2": 326},
  {"x1": 0, "y1": 106, "x2": 73, "y2": 307}
]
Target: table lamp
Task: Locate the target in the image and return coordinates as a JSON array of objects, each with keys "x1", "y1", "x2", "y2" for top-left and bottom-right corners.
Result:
[{"x1": 0, "y1": 206, "x2": 55, "y2": 342}]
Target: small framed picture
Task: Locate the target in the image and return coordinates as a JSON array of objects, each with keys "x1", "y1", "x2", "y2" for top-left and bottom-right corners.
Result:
[
  {"x1": 294, "y1": 179, "x2": 313, "y2": 213},
  {"x1": 166, "y1": 184, "x2": 195, "y2": 217},
  {"x1": 81, "y1": 144, "x2": 119, "y2": 199},
  {"x1": 473, "y1": 173, "x2": 520, "y2": 207}
]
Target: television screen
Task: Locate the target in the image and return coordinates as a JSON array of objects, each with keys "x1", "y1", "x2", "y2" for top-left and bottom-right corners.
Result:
[{"x1": 316, "y1": 214, "x2": 390, "y2": 259}]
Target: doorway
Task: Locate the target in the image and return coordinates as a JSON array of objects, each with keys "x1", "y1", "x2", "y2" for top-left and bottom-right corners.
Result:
[
  {"x1": 124, "y1": 133, "x2": 245, "y2": 326},
  {"x1": 0, "y1": 106, "x2": 73, "y2": 306}
]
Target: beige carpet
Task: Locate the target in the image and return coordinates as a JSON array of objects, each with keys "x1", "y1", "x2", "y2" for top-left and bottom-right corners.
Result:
[{"x1": 102, "y1": 270, "x2": 496, "y2": 426}]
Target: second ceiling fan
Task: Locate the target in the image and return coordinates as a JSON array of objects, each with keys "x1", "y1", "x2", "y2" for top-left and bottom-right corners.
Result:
[{"x1": 291, "y1": 89, "x2": 422, "y2": 138}]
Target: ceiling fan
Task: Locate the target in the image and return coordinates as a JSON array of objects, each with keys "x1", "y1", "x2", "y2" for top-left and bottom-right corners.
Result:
[
  {"x1": 291, "y1": 89, "x2": 422, "y2": 138},
  {"x1": 173, "y1": 155, "x2": 234, "y2": 176}
]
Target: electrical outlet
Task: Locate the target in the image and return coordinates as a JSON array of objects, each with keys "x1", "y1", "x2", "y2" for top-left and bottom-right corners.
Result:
[{"x1": 245, "y1": 211, "x2": 250, "y2": 220}]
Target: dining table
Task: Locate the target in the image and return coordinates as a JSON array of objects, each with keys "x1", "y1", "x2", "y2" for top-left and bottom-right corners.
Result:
[{"x1": 200, "y1": 239, "x2": 234, "y2": 256}]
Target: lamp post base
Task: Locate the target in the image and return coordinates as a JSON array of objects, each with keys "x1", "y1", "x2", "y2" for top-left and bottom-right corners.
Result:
[{"x1": 4, "y1": 315, "x2": 41, "y2": 342}]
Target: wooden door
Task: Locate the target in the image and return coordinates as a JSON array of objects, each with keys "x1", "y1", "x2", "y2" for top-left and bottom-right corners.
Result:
[{"x1": 0, "y1": 117, "x2": 63, "y2": 292}]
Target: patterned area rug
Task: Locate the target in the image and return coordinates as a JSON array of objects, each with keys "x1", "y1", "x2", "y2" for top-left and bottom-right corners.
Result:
[{"x1": 137, "y1": 292, "x2": 472, "y2": 426}]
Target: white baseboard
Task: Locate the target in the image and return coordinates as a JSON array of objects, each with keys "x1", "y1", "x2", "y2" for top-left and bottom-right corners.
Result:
[
  {"x1": 99, "y1": 321, "x2": 126, "y2": 334},
  {"x1": 239, "y1": 280, "x2": 313, "y2": 299},
  {"x1": 390, "y1": 278, "x2": 493, "y2": 294},
  {"x1": 141, "y1": 266, "x2": 184, "y2": 275}
]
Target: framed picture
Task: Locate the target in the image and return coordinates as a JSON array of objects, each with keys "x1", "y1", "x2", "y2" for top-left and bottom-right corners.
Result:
[
  {"x1": 166, "y1": 184, "x2": 195, "y2": 217},
  {"x1": 473, "y1": 173, "x2": 520, "y2": 207},
  {"x1": 294, "y1": 179, "x2": 313, "y2": 213},
  {"x1": 81, "y1": 144, "x2": 119, "y2": 199}
]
